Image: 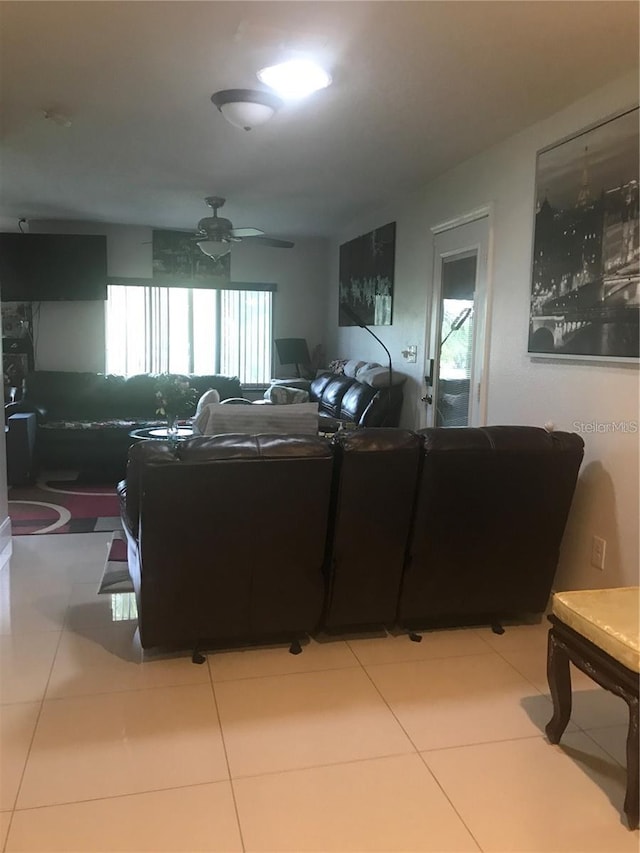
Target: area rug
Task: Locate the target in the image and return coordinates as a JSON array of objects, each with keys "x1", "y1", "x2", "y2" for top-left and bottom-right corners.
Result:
[
  {"x1": 8, "y1": 476, "x2": 121, "y2": 535},
  {"x1": 98, "y1": 530, "x2": 135, "y2": 594}
]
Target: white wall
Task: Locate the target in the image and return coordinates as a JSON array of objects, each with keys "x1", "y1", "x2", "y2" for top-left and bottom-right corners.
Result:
[
  {"x1": 329, "y1": 71, "x2": 639, "y2": 590},
  {"x1": 28, "y1": 221, "x2": 329, "y2": 378},
  {"x1": 231, "y1": 237, "x2": 329, "y2": 376}
]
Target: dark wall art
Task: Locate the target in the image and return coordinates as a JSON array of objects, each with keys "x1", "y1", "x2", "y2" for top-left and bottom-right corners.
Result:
[
  {"x1": 152, "y1": 229, "x2": 230, "y2": 286},
  {"x1": 528, "y1": 107, "x2": 639, "y2": 361},
  {"x1": 339, "y1": 222, "x2": 396, "y2": 326}
]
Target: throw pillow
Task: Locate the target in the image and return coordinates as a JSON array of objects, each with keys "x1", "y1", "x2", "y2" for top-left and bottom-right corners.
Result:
[
  {"x1": 327, "y1": 359, "x2": 348, "y2": 375},
  {"x1": 343, "y1": 359, "x2": 368, "y2": 378},
  {"x1": 195, "y1": 388, "x2": 221, "y2": 417},
  {"x1": 264, "y1": 385, "x2": 310, "y2": 404},
  {"x1": 357, "y1": 366, "x2": 405, "y2": 388}
]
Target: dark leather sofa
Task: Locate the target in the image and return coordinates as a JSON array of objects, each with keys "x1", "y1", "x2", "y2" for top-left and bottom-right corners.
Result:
[
  {"x1": 6, "y1": 370, "x2": 242, "y2": 477},
  {"x1": 309, "y1": 372, "x2": 404, "y2": 429},
  {"x1": 118, "y1": 425, "x2": 584, "y2": 653}
]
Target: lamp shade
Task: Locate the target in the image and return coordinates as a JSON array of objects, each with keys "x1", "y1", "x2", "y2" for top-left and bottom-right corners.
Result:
[
  {"x1": 220, "y1": 101, "x2": 275, "y2": 130},
  {"x1": 211, "y1": 89, "x2": 283, "y2": 131},
  {"x1": 197, "y1": 239, "x2": 230, "y2": 259},
  {"x1": 275, "y1": 338, "x2": 311, "y2": 366}
]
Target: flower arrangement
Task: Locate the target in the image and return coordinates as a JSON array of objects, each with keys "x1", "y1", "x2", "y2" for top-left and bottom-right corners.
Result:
[{"x1": 154, "y1": 374, "x2": 198, "y2": 420}]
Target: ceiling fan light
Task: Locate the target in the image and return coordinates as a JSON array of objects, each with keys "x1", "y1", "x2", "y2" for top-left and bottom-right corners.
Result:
[
  {"x1": 211, "y1": 89, "x2": 283, "y2": 131},
  {"x1": 257, "y1": 59, "x2": 331, "y2": 99},
  {"x1": 197, "y1": 239, "x2": 231, "y2": 259}
]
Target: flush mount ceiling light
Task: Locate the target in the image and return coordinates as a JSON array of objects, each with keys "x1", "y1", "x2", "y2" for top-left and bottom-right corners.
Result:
[
  {"x1": 210, "y1": 88, "x2": 283, "y2": 131},
  {"x1": 257, "y1": 59, "x2": 331, "y2": 99}
]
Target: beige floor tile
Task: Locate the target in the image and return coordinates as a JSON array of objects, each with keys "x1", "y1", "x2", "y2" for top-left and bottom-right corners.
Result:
[
  {"x1": 366, "y1": 653, "x2": 557, "y2": 751},
  {"x1": 496, "y1": 646, "x2": 597, "y2": 694},
  {"x1": 17, "y1": 684, "x2": 228, "y2": 809},
  {"x1": 424, "y1": 732, "x2": 638, "y2": 851},
  {"x1": 8, "y1": 533, "x2": 113, "y2": 584},
  {"x1": 235, "y1": 753, "x2": 478, "y2": 852},
  {"x1": 64, "y1": 583, "x2": 137, "y2": 633},
  {"x1": 0, "y1": 703, "x2": 40, "y2": 811},
  {"x1": 208, "y1": 636, "x2": 359, "y2": 682},
  {"x1": 0, "y1": 812, "x2": 11, "y2": 849},
  {"x1": 557, "y1": 687, "x2": 630, "y2": 730},
  {"x1": 7, "y1": 782, "x2": 242, "y2": 852},
  {"x1": 348, "y1": 627, "x2": 492, "y2": 666},
  {"x1": 0, "y1": 632, "x2": 60, "y2": 705},
  {"x1": 0, "y1": 584, "x2": 69, "y2": 636},
  {"x1": 475, "y1": 621, "x2": 549, "y2": 653},
  {"x1": 46, "y1": 624, "x2": 209, "y2": 698},
  {"x1": 215, "y1": 667, "x2": 413, "y2": 778},
  {"x1": 584, "y1": 725, "x2": 629, "y2": 767}
]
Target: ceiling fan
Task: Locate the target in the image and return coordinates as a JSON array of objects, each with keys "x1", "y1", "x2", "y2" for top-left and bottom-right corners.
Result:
[{"x1": 194, "y1": 196, "x2": 294, "y2": 259}]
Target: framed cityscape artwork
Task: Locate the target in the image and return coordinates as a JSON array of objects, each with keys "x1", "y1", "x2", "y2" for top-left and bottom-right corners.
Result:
[
  {"x1": 528, "y1": 107, "x2": 639, "y2": 361},
  {"x1": 339, "y1": 222, "x2": 396, "y2": 326}
]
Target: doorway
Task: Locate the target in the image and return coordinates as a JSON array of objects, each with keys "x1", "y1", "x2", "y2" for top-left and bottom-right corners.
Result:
[{"x1": 424, "y1": 214, "x2": 490, "y2": 428}]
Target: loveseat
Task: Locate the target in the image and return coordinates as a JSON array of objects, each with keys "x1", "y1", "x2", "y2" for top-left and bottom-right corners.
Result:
[
  {"x1": 6, "y1": 370, "x2": 242, "y2": 478},
  {"x1": 118, "y1": 425, "x2": 584, "y2": 654}
]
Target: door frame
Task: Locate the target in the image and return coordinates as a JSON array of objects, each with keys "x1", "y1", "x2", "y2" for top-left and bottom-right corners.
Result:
[{"x1": 422, "y1": 205, "x2": 494, "y2": 429}]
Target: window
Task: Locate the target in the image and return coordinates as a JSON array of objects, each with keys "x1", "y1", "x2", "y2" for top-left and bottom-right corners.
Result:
[{"x1": 105, "y1": 284, "x2": 273, "y2": 384}]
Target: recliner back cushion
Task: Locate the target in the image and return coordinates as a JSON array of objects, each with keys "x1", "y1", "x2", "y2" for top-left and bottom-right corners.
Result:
[
  {"x1": 317, "y1": 375, "x2": 355, "y2": 419},
  {"x1": 339, "y1": 383, "x2": 377, "y2": 423},
  {"x1": 131, "y1": 434, "x2": 334, "y2": 646},
  {"x1": 398, "y1": 426, "x2": 585, "y2": 624},
  {"x1": 24, "y1": 371, "x2": 127, "y2": 421}
]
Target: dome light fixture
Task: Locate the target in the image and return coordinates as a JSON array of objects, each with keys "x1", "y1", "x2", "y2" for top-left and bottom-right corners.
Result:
[
  {"x1": 196, "y1": 238, "x2": 231, "y2": 260},
  {"x1": 257, "y1": 59, "x2": 332, "y2": 99},
  {"x1": 210, "y1": 88, "x2": 283, "y2": 131}
]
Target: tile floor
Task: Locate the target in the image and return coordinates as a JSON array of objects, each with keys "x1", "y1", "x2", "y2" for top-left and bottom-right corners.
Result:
[{"x1": 0, "y1": 532, "x2": 637, "y2": 852}]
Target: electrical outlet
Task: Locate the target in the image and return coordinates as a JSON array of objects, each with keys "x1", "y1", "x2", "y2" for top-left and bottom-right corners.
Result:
[{"x1": 591, "y1": 536, "x2": 606, "y2": 571}]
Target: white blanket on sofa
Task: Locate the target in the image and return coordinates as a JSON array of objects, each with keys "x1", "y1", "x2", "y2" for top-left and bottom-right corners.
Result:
[{"x1": 193, "y1": 402, "x2": 319, "y2": 436}]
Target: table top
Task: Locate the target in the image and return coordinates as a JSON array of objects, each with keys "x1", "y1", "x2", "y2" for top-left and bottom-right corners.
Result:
[{"x1": 129, "y1": 426, "x2": 194, "y2": 441}]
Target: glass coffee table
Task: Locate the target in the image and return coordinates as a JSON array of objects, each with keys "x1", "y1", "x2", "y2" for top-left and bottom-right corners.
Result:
[{"x1": 129, "y1": 426, "x2": 194, "y2": 442}]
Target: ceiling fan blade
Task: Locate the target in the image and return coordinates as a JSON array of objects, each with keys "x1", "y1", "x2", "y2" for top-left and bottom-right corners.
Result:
[
  {"x1": 243, "y1": 236, "x2": 295, "y2": 249},
  {"x1": 230, "y1": 227, "x2": 265, "y2": 238}
]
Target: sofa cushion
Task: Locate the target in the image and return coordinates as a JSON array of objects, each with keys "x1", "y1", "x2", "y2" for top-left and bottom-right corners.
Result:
[
  {"x1": 552, "y1": 588, "x2": 640, "y2": 673},
  {"x1": 339, "y1": 383, "x2": 377, "y2": 423},
  {"x1": 316, "y1": 375, "x2": 355, "y2": 419}
]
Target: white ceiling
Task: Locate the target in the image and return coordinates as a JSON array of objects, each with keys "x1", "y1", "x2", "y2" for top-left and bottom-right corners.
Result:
[{"x1": 0, "y1": 1, "x2": 638, "y2": 240}]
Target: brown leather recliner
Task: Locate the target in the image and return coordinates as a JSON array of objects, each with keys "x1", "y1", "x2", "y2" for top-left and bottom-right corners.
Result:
[
  {"x1": 397, "y1": 426, "x2": 585, "y2": 628},
  {"x1": 120, "y1": 434, "x2": 335, "y2": 651},
  {"x1": 323, "y1": 429, "x2": 422, "y2": 630}
]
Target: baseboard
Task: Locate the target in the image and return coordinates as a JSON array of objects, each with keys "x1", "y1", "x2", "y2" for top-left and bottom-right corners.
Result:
[{"x1": 0, "y1": 515, "x2": 12, "y2": 570}]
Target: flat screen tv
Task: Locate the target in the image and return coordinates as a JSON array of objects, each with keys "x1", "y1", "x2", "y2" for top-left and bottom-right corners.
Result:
[{"x1": 0, "y1": 233, "x2": 108, "y2": 301}]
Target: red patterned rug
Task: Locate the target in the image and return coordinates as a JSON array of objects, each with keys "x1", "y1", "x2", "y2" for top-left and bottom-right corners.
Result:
[{"x1": 8, "y1": 477, "x2": 121, "y2": 535}]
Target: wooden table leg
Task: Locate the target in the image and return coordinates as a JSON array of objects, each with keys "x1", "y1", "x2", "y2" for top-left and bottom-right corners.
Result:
[
  {"x1": 545, "y1": 628, "x2": 572, "y2": 744},
  {"x1": 625, "y1": 695, "x2": 639, "y2": 830}
]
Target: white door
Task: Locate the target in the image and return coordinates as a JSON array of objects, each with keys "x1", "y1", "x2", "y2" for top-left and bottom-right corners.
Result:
[{"x1": 423, "y1": 215, "x2": 490, "y2": 428}]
